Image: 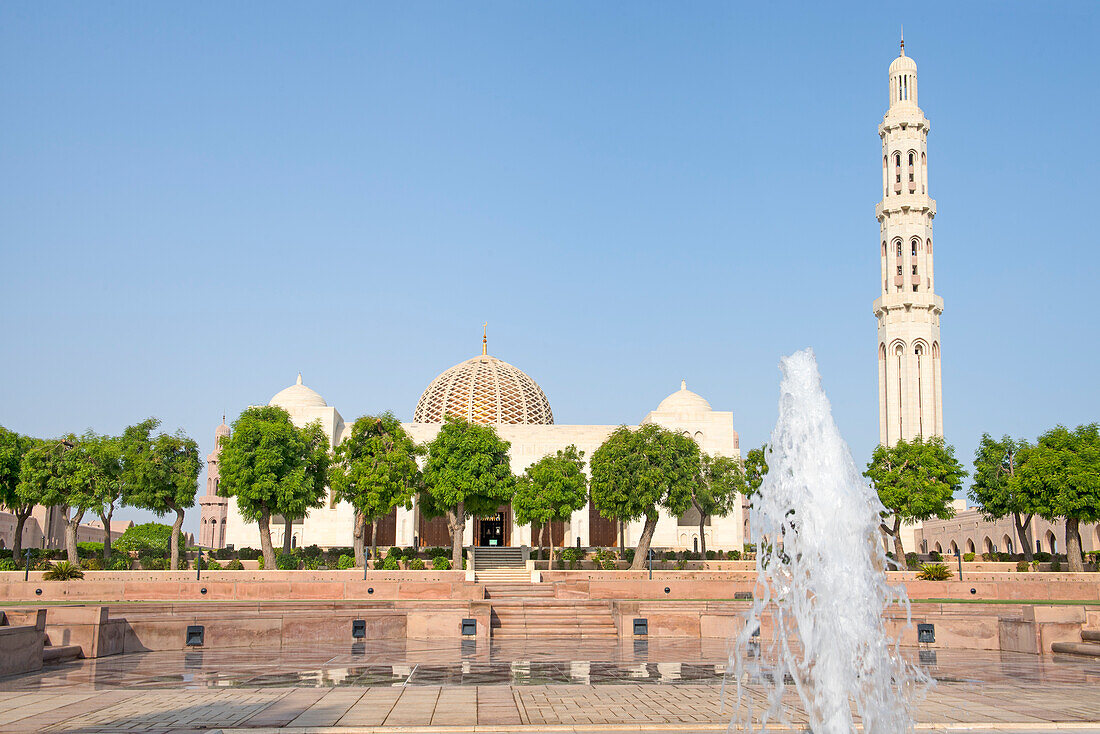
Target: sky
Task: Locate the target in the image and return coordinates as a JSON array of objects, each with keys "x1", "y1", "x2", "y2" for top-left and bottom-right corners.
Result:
[{"x1": 2, "y1": 2, "x2": 1098, "y2": 538}]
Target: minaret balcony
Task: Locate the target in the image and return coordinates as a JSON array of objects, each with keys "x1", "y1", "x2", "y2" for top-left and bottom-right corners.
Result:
[{"x1": 875, "y1": 196, "x2": 937, "y2": 220}]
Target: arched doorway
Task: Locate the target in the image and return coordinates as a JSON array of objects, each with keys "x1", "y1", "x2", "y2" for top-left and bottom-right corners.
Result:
[
  {"x1": 950, "y1": 540, "x2": 958, "y2": 555},
  {"x1": 1045, "y1": 530, "x2": 1057, "y2": 555},
  {"x1": 984, "y1": 537, "x2": 995, "y2": 555},
  {"x1": 473, "y1": 506, "x2": 512, "y2": 547},
  {"x1": 1002, "y1": 534, "x2": 1013, "y2": 554},
  {"x1": 966, "y1": 539, "x2": 975, "y2": 554}
]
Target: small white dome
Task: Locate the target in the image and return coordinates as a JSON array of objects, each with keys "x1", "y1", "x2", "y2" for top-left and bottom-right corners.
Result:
[
  {"x1": 889, "y1": 52, "x2": 917, "y2": 74},
  {"x1": 656, "y1": 380, "x2": 712, "y2": 413},
  {"x1": 270, "y1": 373, "x2": 327, "y2": 409}
]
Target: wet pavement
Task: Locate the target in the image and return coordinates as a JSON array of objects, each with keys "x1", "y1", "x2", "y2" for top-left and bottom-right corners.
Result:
[{"x1": 0, "y1": 639, "x2": 1098, "y2": 731}]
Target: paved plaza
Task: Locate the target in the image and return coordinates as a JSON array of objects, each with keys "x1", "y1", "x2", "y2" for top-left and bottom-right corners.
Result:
[{"x1": 0, "y1": 640, "x2": 1098, "y2": 732}]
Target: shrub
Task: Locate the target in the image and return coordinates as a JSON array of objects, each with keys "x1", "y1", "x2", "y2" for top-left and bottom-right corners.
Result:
[
  {"x1": 916, "y1": 563, "x2": 952, "y2": 581},
  {"x1": 743, "y1": 543, "x2": 756, "y2": 554},
  {"x1": 705, "y1": 550, "x2": 717, "y2": 561},
  {"x1": 213, "y1": 547, "x2": 235, "y2": 560},
  {"x1": 336, "y1": 554, "x2": 355, "y2": 569},
  {"x1": 205, "y1": 558, "x2": 222, "y2": 570},
  {"x1": 674, "y1": 559, "x2": 687, "y2": 570},
  {"x1": 662, "y1": 550, "x2": 676, "y2": 561},
  {"x1": 962, "y1": 552, "x2": 975, "y2": 562},
  {"x1": 1050, "y1": 558, "x2": 1062, "y2": 572},
  {"x1": 275, "y1": 553, "x2": 300, "y2": 570},
  {"x1": 1016, "y1": 560, "x2": 1029, "y2": 572},
  {"x1": 1034, "y1": 551, "x2": 1052, "y2": 562},
  {"x1": 80, "y1": 557, "x2": 103, "y2": 570},
  {"x1": 409, "y1": 557, "x2": 425, "y2": 570},
  {"x1": 622, "y1": 548, "x2": 635, "y2": 565},
  {"x1": 905, "y1": 552, "x2": 920, "y2": 570},
  {"x1": 301, "y1": 544, "x2": 323, "y2": 558},
  {"x1": 424, "y1": 547, "x2": 448, "y2": 560},
  {"x1": 237, "y1": 547, "x2": 261, "y2": 560},
  {"x1": 116, "y1": 523, "x2": 185, "y2": 556},
  {"x1": 728, "y1": 550, "x2": 742, "y2": 561},
  {"x1": 77, "y1": 542, "x2": 104, "y2": 558},
  {"x1": 138, "y1": 555, "x2": 166, "y2": 570},
  {"x1": 225, "y1": 559, "x2": 244, "y2": 570},
  {"x1": 929, "y1": 550, "x2": 942, "y2": 562},
  {"x1": 43, "y1": 561, "x2": 85, "y2": 580},
  {"x1": 560, "y1": 547, "x2": 584, "y2": 569},
  {"x1": 387, "y1": 546, "x2": 403, "y2": 560},
  {"x1": 431, "y1": 556, "x2": 451, "y2": 570},
  {"x1": 303, "y1": 556, "x2": 324, "y2": 570},
  {"x1": 378, "y1": 555, "x2": 398, "y2": 570},
  {"x1": 256, "y1": 555, "x2": 265, "y2": 570},
  {"x1": 0, "y1": 558, "x2": 17, "y2": 571}
]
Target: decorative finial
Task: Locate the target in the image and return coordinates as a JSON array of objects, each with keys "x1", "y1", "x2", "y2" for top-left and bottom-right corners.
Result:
[
  {"x1": 482, "y1": 323, "x2": 488, "y2": 355},
  {"x1": 680, "y1": 379, "x2": 687, "y2": 391},
  {"x1": 900, "y1": 26, "x2": 905, "y2": 56},
  {"x1": 296, "y1": 372, "x2": 303, "y2": 385}
]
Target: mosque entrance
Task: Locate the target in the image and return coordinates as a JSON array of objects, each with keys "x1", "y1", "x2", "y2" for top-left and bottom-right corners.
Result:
[{"x1": 475, "y1": 507, "x2": 511, "y2": 546}]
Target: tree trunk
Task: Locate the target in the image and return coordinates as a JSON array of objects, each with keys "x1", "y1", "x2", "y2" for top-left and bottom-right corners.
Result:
[
  {"x1": 1065, "y1": 517, "x2": 1084, "y2": 573},
  {"x1": 169, "y1": 507, "x2": 184, "y2": 571},
  {"x1": 370, "y1": 517, "x2": 379, "y2": 567},
  {"x1": 11, "y1": 508, "x2": 29, "y2": 559},
  {"x1": 99, "y1": 507, "x2": 113, "y2": 563},
  {"x1": 258, "y1": 511, "x2": 276, "y2": 570},
  {"x1": 353, "y1": 512, "x2": 366, "y2": 568},
  {"x1": 618, "y1": 520, "x2": 624, "y2": 555},
  {"x1": 892, "y1": 516, "x2": 905, "y2": 565},
  {"x1": 629, "y1": 515, "x2": 659, "y2": 571},
  {"x1": 64, "y1": 508, "x2": 84, "y2": 566},
  {"x1": 548, "y1": 526, "x2": 555, "y2": 567},
  {"x1": 538, "y1": 523, "x2": 546, "y2": 562},
  {"x1": 282, "y1": 516, "x2": 293, "y2": 554},
  {"x1": 447, "y1": 502, "x2": 465, "y2": 568},
  {"x1": 695, "y1": 497, "x2": 707, "y2": 558},
  {"x1": 1014, "y1": 512, "x2": 1034, "y2": 562}
]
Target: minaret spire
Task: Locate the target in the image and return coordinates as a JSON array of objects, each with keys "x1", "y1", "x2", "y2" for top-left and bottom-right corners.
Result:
[
  {"x1": 482, "y1": 323, "x2": 488, "y2": 355},
  {"x1": 900, "y1": 26, "x2": 905, "y2": 56}
]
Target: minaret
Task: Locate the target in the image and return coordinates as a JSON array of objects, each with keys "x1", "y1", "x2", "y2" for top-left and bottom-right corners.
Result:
[
  {"x1": 198, "y1": 417, "x2": 230, "y2": 548},
  {"x1": 874, "y1": 37, "x2": 944, "y2": 446}
]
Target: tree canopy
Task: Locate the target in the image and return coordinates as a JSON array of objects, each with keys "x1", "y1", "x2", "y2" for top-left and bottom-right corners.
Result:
[
  {"x1": 969, "y1": 433, "x2": 1037, "y2": 560},
  {"x1": 513, "y1": 445, "x2": 588, "y2": 564},
  {"x1": 744, "y1": 443, "x2": 769, "y2": 497},
  {"x1": 120, "y1": 418, "x2": 202, "y2": 569},
  {"x1": 0, "y1": 426, "x2": 36, "y2": 558},
  {"x1": 421, "y1": 416, "x2": 515, "y2": 566},
  {"x1": 590, "y1": 424, "x2": 698, "y2": 570},
  {"x1": 690, "y1": 452, "x2": 748, "y2": 556},
  {"x1": 330, "y1": 413, "x2": 421, "y2": 566},
  {"x1": 217, "y1": 406, "x2": 329, "y2": 568},
  {"x1": 1016, "y1": 423, "x2": 1100, "y2": 572},
  {"x1": 864, "y1": 436, "x2": 965, "y2": 561}
]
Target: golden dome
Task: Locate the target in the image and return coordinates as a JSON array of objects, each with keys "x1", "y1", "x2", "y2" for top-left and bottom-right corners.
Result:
[{"x1": 414, "y1": 352, "x2": 553, "y2": 425}]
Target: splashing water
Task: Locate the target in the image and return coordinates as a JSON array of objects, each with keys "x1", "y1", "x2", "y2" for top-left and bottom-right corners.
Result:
[{"x1": 729, "y1": 349, "x2": 929, "y2": 733}]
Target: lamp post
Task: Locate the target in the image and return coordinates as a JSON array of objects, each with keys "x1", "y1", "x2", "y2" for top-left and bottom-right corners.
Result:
[{"x1": 24, "y1": 549, "x2": 32, "y2": 581}]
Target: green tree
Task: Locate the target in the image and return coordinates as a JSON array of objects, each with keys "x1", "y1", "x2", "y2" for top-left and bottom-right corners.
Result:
[
  {"x1": 0, "y1": 427, "x2": 37, "y2": 559},
  {"x1": 513, "y1": 446, "x2": 588, "y2": 565},
  {"x1": 590, "y1": 424, "x2": 699, "y2": 571},
  {"x1": 120, "y1": 418, "x2": 202, "y2": 570},
  {"x1": 691, "y1": 453, "x2": 748, "y2": 557},
  {"x1": 277, "y1": 421, "x2": 330, "y2": 554},
  {"x1": 19, "y1": 433, "x2": 122, "y2": 565},
  {"x1": 217, "y1": 406, "x2": 329, "y2": 569},
  {"x1": 330, "y1": 413, "x2": 421, "y2": 567},
  {"x1": 864, "y1": 436, "x2": 965, "y2": 561},
  {"x1": 1016, "y1": 423, "x2": 1100, "y2": 573},
  {"x1": 744, "y1": 443, "x2": 769, "y2": 497},
  {"x1": 421, "y1": 416, "x2": 515, "y2": 567},
  {"x1": 969, "y1": 433, "x2": 1037, "y2": 561}
]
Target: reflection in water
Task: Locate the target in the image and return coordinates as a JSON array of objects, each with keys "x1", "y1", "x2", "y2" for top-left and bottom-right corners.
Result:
[{"x1": 0, "y1": 639, "x2": 1097, "y2": 691}]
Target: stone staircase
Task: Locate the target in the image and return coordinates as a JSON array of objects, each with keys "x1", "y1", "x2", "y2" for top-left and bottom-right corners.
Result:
[
  {"x1": 472, "y1": 547, "x2": 527, "y2": 583},
  {"x1": 484, "y1": 583, "x2": 555, "y2": 599},
  {"x1": 1052, "y1": 628, "x2": 1100, "y2": 657},
  {"x1": 489, "y1": 599, "x2": 618, "y2": 639}
]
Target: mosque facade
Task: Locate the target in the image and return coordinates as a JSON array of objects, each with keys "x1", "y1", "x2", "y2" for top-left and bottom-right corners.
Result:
[{"x1": 202, "y1": 334, "x2": 744, "y2": 553}]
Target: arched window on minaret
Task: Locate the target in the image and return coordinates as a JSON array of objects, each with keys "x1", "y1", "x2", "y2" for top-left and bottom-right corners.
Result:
[
  {"x1": 921, "y1": 152, "x2": 927, "y2": 194},
  {"x1": 894, "y1": 342, "x2": 905, "y2": 440},
  {"x1": 883, "y1": 155, "x2": 889, "y2": 197},
  {"x1": 907, "y1": 151, "x2": 916, "y2": 192},
  {"x1": 894, "y1": 153, "x2": 902, "y2": 192},
  {"x1": 914, "y1": 342, "x2": 925, "y2": 438}
]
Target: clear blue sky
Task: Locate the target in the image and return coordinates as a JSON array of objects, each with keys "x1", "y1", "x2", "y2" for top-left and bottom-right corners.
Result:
[{"x1": 2, "y1": 2, "x2": 1098, "y2": 536}]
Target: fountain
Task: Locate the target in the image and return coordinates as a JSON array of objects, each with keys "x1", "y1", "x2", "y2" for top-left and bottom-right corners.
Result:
[{"x1": 729, "y1": 349, "x2": 929, "y2": 733}]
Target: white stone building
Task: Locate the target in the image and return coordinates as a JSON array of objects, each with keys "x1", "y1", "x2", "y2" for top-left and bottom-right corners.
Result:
[{"x1": 208, "y1": 337, "x2": 743, "y2": 553}]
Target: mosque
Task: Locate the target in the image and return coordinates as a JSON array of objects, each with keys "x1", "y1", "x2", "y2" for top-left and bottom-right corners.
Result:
[{"x1": 200, "y1": 330, "x2": 744, "y2": 553}]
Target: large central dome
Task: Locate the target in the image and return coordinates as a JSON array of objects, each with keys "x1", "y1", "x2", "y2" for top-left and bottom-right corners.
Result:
[{"x1": 413, "y1": 343, "x2": 553, "y2": 425}]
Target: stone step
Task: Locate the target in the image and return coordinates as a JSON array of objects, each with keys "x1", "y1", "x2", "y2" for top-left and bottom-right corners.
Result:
[
  {"x1": 1082, "y1": 629, "x2": 1100, "y2": 642},
  {"x1": 42, "y1": 645, "x2": 82, "y2": 664},
  {"x1": 1051, "y1": 641, "x2": 1100, "y2": 657}
]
